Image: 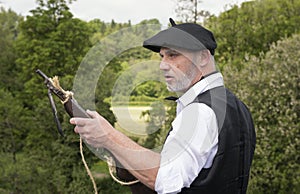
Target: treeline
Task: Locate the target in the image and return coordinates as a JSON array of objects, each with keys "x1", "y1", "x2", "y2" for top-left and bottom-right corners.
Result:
[{"x1": 0, "y1": 0, "x2": 299, "y2": 193}]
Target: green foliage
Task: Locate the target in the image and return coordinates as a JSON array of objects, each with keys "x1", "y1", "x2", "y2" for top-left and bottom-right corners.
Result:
[
  {"x1": 88, "y1": 19, "x2": 133, "y2": 44},
  {"x1": 0, "y1": 7, "x2": 22, "y2": 90},
  {"x1": 1, "y1": 0, "x2": 300, "y2": 193},
  {"x1": 223, "y1": 34, "x2": 300, "y2": 194},
  {"x1": 0, "y1": 1, "x2": 163, "y2": 193},
  {"x1": 0, "y1": 89, "x2": 29, "y2": 193},
  {"x1": 0, "y1": 1, "x2": 110, "y2": 193},
  {"x1": 207, "y1": 0, "x2": 300, "y2": 69},
  {"x1": 141, "y1": 100, "x2": 176, "y2": 151},
  {"x1": 132, "y1": 81, "x2": 167, "y2": 98},
  {"x1": 96, "y1": 177, "x2": 131, "y2": 194}
]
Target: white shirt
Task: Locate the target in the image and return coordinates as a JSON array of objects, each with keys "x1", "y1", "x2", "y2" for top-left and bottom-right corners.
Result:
[{"x1": 155, "y1": 72, "x2": 224, "y2": 194}]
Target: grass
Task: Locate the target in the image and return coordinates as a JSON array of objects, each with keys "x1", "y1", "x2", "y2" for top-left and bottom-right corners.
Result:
[{"x1": 112, "y1": 106, "x2": 150, "y2": 137}]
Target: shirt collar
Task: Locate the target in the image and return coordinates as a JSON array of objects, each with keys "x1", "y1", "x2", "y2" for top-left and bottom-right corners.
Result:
[{"x1": 178, "y1": 72, "x2": 224, "y2": 107}]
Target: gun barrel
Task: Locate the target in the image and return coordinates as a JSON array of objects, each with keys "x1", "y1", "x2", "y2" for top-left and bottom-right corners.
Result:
[{"x1": 36, "y1": 69, "x2": 49, "y2": 80}]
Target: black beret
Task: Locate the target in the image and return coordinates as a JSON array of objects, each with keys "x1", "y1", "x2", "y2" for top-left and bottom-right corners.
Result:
[{"x1": 143, "y1": 18, "x2": 217, "y2": 55}]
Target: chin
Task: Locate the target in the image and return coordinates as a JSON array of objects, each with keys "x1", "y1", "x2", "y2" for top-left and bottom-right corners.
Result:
[{"x1": 167, "y1": 85, "x2": 187, "y2": 93}]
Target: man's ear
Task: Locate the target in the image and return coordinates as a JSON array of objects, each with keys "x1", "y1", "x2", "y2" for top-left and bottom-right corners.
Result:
[{"x1": 196, "y1": 50, "x2": 211, "y2": 67}]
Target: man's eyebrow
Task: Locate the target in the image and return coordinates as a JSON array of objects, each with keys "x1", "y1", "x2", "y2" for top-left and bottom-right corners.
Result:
[
  {"x1": 165, "y1": 49, "x2": 180, "y2": 55},
  {"x1": 159, "y1": 49, "x2": 181, "y2": 57}
]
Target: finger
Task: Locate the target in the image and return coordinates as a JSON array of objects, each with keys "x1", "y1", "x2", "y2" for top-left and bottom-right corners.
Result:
[
  {"x1": 69, "y1": 117, "x2": 89, "y2": 126},
  {"x1": 86, "y1": 110, "x2": 98, "y2": 119},
  {"x1": 74, "y1": 125, "x2": 80, "y2": 134},
  {"x1": 74, "y1": 125, "x2": 88, "y2": 134},
  {"x1": 70, "y1": 118, "x2": 76, "y2": 125}
]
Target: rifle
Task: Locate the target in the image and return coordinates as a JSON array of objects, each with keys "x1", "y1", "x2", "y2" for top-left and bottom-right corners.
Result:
[
  {"x1": 36, "y1": 69, "x2": 139, "y2": 192},
  {"x1": 36, "y1": 69, "x2": 90, "y2": 136}
]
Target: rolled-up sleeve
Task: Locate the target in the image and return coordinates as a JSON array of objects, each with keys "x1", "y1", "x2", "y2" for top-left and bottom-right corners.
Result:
[{"x1": 155, "y1": 103, "x2": 218, "y2": 194}]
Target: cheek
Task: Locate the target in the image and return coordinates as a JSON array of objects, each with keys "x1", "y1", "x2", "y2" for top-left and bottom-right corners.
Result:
[{"x1": 172, "y1": 63, "x2": 190, "y2": 76}]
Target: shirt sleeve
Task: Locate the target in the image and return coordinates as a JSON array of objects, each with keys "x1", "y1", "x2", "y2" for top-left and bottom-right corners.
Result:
[{"x1": 155, "y1": 103, "x2": 219, "y2": 194}]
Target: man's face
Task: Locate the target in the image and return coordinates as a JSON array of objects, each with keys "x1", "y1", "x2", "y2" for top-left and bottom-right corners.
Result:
[{"x1": 159, "y1": 48, "x2": 201, "y2": 93}]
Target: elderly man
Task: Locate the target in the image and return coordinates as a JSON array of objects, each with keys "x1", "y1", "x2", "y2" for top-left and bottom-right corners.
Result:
[{"x1": 70, "y1": 19, "x2": 256, "y2": 194}]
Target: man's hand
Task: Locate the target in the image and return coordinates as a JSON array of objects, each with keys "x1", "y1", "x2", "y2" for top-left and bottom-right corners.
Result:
[
  {"x1": 70, "y1": 110, "x2": 160, "y2": 190},
  {"x1": 70, "y1": 110, "x2": 113, "y2": 148}
]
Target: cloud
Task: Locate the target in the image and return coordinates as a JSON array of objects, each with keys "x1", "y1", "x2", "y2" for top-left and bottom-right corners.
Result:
[
  {"x1": 1, "y1": 0, "x2": 251, "y2": 25},
  {"x1": 70, "y1": 0, "x2": 176, "y2": 25}
]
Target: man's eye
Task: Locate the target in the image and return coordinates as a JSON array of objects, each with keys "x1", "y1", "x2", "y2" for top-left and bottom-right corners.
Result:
[{"x1": 169, "y1": 52, "x2": 179, "y2": 58}]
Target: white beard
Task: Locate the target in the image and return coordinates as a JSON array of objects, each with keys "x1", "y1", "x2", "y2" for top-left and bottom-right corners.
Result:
[{"x1": 167, "y1": 64, "x2": 199, "y2": 93}]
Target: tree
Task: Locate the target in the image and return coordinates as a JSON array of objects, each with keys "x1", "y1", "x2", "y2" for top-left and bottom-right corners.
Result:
[
  {"x1": 0, "y1": 88, "x2": 30, "y2": 193},
  {"x1": 0, "y1": 7, "x2": 22, "y2": 90},
  {"x1": 7, "y1": 0, "x2": 103, "y2": 192},
  {"x1": 223, "y1": 34, "x2": 300, "y2": 194},
  {"x1": 207, "y1": 0, "x2": 300, "y2": 69},
  {"x1": 174, "y1": 0, "x2": 211, "y2": 23}
]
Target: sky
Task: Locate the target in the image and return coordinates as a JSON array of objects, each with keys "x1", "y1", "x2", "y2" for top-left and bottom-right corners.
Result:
[{"x1": 0, "y1": 0, "x2": 250, "y2": 25}]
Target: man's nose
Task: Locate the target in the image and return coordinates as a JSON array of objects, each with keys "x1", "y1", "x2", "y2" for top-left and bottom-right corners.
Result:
[{"x1": 160, "y1": 60, "x2": 171, "y2": 71}]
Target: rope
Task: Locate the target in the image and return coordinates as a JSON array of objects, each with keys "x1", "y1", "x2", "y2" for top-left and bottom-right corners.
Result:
[
  {"x1": 79, "y1": 137, "x2": 139, "y2": 194},
  {"x1": 105, "y1": 156, "x2": 140, "y2": 185},
  {"x1": 80, "y1": 137, "x2": 98, "y2": 194}
]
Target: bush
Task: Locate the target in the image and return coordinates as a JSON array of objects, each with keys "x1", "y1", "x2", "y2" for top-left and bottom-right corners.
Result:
[{"x1": 223, "y1": 34, "x2": 300, "y2": 194}]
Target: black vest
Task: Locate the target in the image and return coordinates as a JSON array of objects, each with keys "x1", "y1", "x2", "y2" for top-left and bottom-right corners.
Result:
[
  {"x1": 117, "y1": 86, "x2": 256, "y2": 194},
  {"x1": 179, "y1": 86, "x2": 256, "y2": 194}
]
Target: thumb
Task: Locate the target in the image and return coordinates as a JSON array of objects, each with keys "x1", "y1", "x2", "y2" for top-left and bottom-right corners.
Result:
[{"x1": 70, "y1": 117, "x2": 76, "y2": 125}]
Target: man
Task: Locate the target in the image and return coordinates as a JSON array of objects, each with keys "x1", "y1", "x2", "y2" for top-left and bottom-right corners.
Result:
[{"x1": 70, "y1": 18, "x2": 256, "y2": 194}]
